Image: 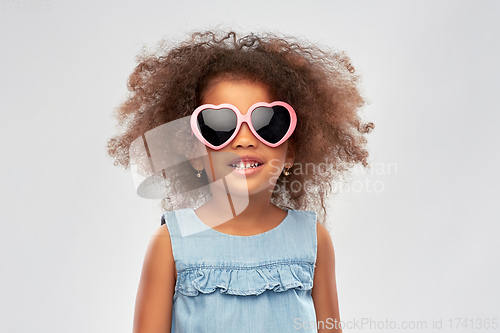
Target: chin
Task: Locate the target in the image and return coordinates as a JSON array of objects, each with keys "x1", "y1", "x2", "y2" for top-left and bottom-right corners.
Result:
[{"x1": 209, "y1": 176, "x2": 272, "y2": 198}]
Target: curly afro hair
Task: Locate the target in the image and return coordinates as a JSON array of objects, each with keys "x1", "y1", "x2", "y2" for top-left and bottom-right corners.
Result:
[{"x1": 106, "y1": 30, "x2": 375, "y2": 225}]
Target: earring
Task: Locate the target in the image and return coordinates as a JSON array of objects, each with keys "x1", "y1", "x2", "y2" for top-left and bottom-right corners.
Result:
[
  {"x1": 283, "y1": 164, "x2": 293, "y2": 176},
  {"x1": 196, "y1": 168, "x2": 203, "y2": 178}
]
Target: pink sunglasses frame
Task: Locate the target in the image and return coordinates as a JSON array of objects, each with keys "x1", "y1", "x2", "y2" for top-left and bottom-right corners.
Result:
[{"x1": 190, "y1": 101, "x2": 297, "y2": 150}]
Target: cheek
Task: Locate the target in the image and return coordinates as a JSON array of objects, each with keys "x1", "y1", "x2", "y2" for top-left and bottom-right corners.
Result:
[
  {"x1": 276, "y1": 143, "x2": 289, "y2": 159},
  {"x1": 264, "y1": 148, "x2": 288, "y2": 170}
]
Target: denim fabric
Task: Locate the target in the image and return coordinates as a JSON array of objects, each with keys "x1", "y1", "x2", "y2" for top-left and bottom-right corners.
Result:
[{"x1": 161, "y1": 208, "x2": 318, "y2": 332}]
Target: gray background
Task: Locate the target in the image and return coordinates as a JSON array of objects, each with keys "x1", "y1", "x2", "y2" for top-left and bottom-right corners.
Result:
[{"x1": 1, "y1": 0, "x2": 499, "y2": 332}]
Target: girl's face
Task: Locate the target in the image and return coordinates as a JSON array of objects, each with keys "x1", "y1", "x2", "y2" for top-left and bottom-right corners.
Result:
[{"x1": 192, "y1": 79, "x2": 294, "y2": 196}]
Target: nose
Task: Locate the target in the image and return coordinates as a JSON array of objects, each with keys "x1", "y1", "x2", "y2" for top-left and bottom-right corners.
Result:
[{"x1": 231, "y1": 121, "x2": 259, "y2": 148}]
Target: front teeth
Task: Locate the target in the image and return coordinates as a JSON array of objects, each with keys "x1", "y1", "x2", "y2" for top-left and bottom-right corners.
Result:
[{"x1": 230, "y1": 162, "x2": 261, "y2": 169}]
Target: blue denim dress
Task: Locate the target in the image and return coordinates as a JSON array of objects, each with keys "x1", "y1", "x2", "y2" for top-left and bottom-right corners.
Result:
[{"x1": 161, "y1": 208, "x2": 318, "y2": 332}]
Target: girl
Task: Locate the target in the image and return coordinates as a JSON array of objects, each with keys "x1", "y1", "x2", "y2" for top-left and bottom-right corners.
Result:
[{"x1": 107, "y1": 31, "x2": 374, "y2": 333}]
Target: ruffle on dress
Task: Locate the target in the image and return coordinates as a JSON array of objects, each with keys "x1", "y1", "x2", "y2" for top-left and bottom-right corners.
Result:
[{"x1": 174, "y1": 261, "x2": 315, "y2": 300}]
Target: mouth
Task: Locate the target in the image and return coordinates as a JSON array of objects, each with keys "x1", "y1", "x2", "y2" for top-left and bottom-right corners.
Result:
[
  {"x1": 228, "y1": 161, "x2": 264, "y2": 170},
  {"x1": 227, "y1": 155, "x2": 265, "y2": 170}
]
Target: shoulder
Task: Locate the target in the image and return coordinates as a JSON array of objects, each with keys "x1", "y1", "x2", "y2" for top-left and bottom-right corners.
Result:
[
  {"x1": 316, "y1": 222, "x2": 331, "y2": 244},
  {"x1": 142, "y1": 223, "x2": 175, "y2": 275},
  {"x1": 143, "y1": 223, "x2": 175, "y2": 267},
  {"x1": 148, "y1": 223, "x2": 173, "y2": 256},
  {"x1": 140, "y1": 223, "x2": 177, "y2": 286},
  {"x1": 288, "y1": 210, "x2": 318, "y2": 242},
  {"x1": 315, "y1": 222, "x2": 335, "y2": 262},
  {"x1": 290, "y1": 209, "x2": 317, "y2": 226}
]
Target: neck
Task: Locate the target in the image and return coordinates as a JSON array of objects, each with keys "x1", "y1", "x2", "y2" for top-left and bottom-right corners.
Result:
[{"x1": 196, "y1": 182, "x2": 283, "y2": 228}]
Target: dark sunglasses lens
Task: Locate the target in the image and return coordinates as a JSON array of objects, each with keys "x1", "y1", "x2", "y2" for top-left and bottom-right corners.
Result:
[
  {"x1": 197, "y1": 108, "x2": 237, "y2": 147},
  {"x1": 251, "y1": 106, "x2": 291, "y2": 144}
]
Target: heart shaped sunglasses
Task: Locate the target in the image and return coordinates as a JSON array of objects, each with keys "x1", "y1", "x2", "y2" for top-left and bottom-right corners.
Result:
[{"x1": 190, "y1": 101, "x2": 297, "y2": 150}]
